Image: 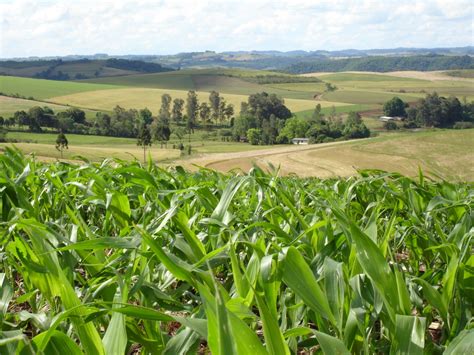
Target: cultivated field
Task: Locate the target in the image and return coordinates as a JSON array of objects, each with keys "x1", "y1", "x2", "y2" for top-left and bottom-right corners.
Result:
[
  {"x1": 48, "y1": 87, "x2": 346, "y2": 114},
  {"x1": 178, "y1": 129, "x2": 474, "y2": 181},
  {"x1": 2, "y1": 69, "x2": 472, "y2": 119},
  {"x1": 1, "y1": 131, "x2": 275, "y2": 162},
  {"x1": 0, "y1": 96, "x2": 100, "y2": 119},
  {"x1": 1, "y1": 66, "x2": 473, "y2": 354},
  {"x1": 1, "y1": 69, "x2": 473, "y2": 181},
  {"x1": 0, "y1": 148, "x2": 472, "y2": 353},
  {"x1": 2, "y1": 128, "x2": 473, "y2": 181},
  {"x1": 0, "y1": 76, "x2": 122, "y2": 100},
  {"x1": 303, "y1": 71, "x2": 474, "y2": 103}
]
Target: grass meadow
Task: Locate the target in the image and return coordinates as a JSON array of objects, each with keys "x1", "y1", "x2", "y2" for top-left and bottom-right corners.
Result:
[{"x1": 0, "y1": 75, "x2": 123, "y2": 100}]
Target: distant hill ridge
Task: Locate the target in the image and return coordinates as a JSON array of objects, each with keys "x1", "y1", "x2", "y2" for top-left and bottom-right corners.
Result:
[
  {"x1": 283, "y1": 54, "x2": 474, "y2": 74},
  {"x1": 1, "y1": 46, "x2": 473, "y2": 77},
  {"x1": 0, "y1": 58, "x2": 174, "y2": 80}
]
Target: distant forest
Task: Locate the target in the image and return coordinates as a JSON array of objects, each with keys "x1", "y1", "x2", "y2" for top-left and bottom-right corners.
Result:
[
  {"x1": 1, "y1": 51, "x2": 473, "y2": 78},
  {"x1": 283, "y1": 54, "x2": 474, "y2": 74},
  {"x1": 104, "y1": 59, "x2": 173, "y2": 73}
]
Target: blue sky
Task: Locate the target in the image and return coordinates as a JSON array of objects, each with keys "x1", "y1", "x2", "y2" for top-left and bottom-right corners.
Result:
[{"x1": 0, "y1": 0, "x2": 472, "y2": 58}]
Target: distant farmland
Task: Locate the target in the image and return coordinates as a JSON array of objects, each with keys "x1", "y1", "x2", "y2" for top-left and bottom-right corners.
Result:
[
  {"x1": 178, "y1": 129, "x2": 474, "y2": 181},
  {"x1": 1, "y1": 68, "x2": 473, "y2": 117},
  {"x1": 0, "y1": 75, "x2": 122, "y2": 100}
]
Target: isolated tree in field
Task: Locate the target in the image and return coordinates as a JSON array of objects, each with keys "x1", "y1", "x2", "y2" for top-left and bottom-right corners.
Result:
[
  {"x1": 137, "y1": 122, "x2": 152, "y2": 163},
  {"x1": 55, "y1": 132, "x2": 68, "y2": 158},
  {"x1": 383, "y1": 97, "x2": 408, "y2": 117},
  {"x1": 172, "y1": 98, "x2": 185, "y2": 123},
  {"x1": 186, "y1": 91, "x2": 198, "y2": 133},
  {"x1": 325, "y1": 82, "x2": 337, "y2": 92},
  {"x1": 209, "y1": 91, "x2": 220, "y2": 125}
]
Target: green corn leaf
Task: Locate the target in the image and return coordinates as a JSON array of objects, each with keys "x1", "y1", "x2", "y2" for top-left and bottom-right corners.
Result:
[
  {"x1": 314, "y1": 331, "x2": 350, "y2": 355},
  {"x1": 444, "y1": 329, "x2": 474, "y2": 355},
  {"x1": 255, "y1": 293, "x2": 290, "y2": 355},
  {"x1": 390, "y1": 315, "x2": 426, "y2": 354},
  {"x1": 281, "y1": 246, "x2": 336, "y2": 326},
  {"x1": 26, "y1": 331, "x2": 82, "y2": 355},
  {"x1": 103, "y1": 290, "x2": 128, "y2": 355}
]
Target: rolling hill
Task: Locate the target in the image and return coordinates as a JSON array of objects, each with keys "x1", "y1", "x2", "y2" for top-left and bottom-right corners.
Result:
[{"x1": 0, "y1": 58, "x2": 173, "y2": 80}]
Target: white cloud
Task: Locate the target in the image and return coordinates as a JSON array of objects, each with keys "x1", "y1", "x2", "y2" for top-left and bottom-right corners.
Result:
[{"x1": 0, "y1": 0, "x2": 472, "y2": 57}]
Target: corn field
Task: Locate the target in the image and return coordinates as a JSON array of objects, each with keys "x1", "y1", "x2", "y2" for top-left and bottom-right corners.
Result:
[{"x1": 0, "y1": 147, "x2": 473, "y2": 354}]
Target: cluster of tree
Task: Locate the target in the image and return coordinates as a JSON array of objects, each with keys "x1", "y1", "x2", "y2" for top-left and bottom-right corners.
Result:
[
  {"x1": 284, "y1": 55, "x2": 474, "y2": 74},
  {"x1": 234, "y1": 100, "x2": 371, "y2": 146},
  {"x1": 383, "y1": 97, "x2": 409, "y2": 117},
  {"x1": 180, "y1": 90, "x2": 234, "y2": 131},
  {"x1": 0, "y1": 106, "x2": 88, "y2": 133},
  {"x1": 382, "y1": 94, "x2": 474, "y2": 128},
  {"x1": 278, "y1": 106, "x2": 370, "y2": 144},
  {"x1": 231, "y1": 92, "x2": 292, "y2": 144}
]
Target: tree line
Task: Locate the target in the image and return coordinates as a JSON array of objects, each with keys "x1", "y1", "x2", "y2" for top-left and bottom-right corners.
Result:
[
  {"x1": 0, "y1": 90, "x2": 235, "y2": 137},
  {"x1": 0, "y1": 90, "x2": 374, "y2": 148},
  {"x1": 383, "y1": 94, "x2": 474, "y2": 129}
]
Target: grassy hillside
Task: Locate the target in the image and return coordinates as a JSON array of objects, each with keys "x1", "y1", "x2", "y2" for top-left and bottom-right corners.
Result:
[
  {"x1": 48, "y1": 87, "x2": 347, "y2": 113},
  {"x1": 82, "y1": 71, "x2": 197, "y2": 90},
  {"x1": 2, "y1": 70, "x2": 472, "y2": 121},
  {"x1": 0, "y1": 96, "x2": 100, "y2": 118},
  {"x1": 444, "y1": 69, "x2": 474, "y2": 78},
  {"x1": 83, "y1": 68, "x2": 323, "y2": 99},
  {"x1": 0, "y1": 76, "x2": 122, "y2": 100},
  {"x1": 0, "y1": 58, "x2": 173, "y2": 80},
  {"x1": 316, "y1": 72, "x2": 474, "y2": 103},
  {"x1": 187, "y1": 129, "x2": 474, "y2": 181},
  {"x1": 1, "y1": 131, "x2": 274, "y2": 161}
]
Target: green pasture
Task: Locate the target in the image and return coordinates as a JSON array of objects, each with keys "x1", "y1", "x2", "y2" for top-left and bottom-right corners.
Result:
[
  {"x1": 443, "y1": 69, "x2": 474, "y2": 78},
  {"x1": 0, "y1": 75, "x2": 122, "y2": 100},
  {"x1": 0, "y1": 96, "x2": 101, "y2": 119}
]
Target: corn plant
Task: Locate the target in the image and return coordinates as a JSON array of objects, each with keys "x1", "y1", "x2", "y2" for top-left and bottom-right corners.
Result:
[{"x1": 0, "y1": 147, "x2": 473, "y2": 354}]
